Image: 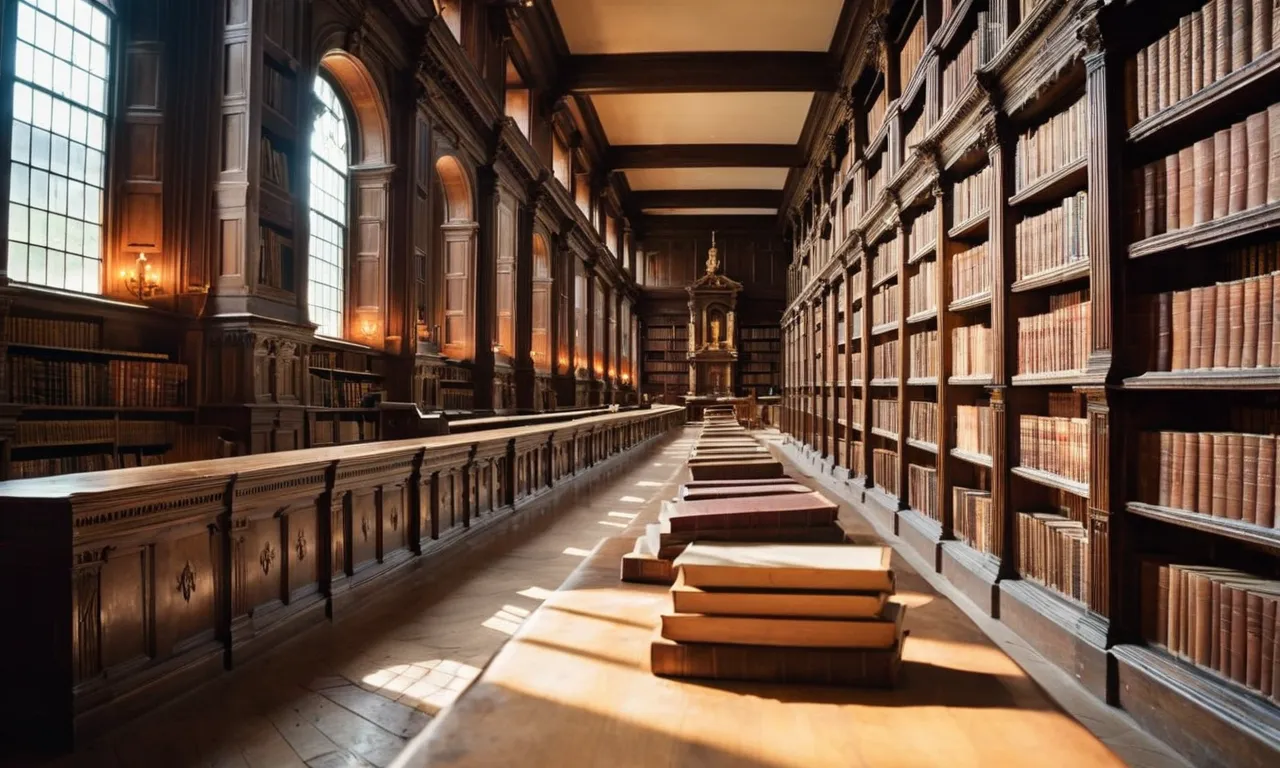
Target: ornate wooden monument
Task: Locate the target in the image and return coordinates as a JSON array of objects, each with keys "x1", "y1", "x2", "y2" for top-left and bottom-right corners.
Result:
[{"x1": 686, "y1": 233, "x2": 742, "y2": 396}]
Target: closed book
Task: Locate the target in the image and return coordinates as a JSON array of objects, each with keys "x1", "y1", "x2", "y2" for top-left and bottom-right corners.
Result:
[
  {"x1": 1198, "y1": 433, "x2": 1215, "y2": 514},
  {"x1": 649, "y1": 634, "x2": 904, "y2": 686},
  {"x1": 1230, "y1": 120, "x2": 1249, "y2": 214},
  {"x1": 1214, "y1": 128, "x2": 1233, "y2": 219},
  {"x1": 1201, "y1": 284, "x2": 1218, "y2": 370},
  {"x1": 1258, "y1": 273, "x2": 1275, "y2": 367},
  {"x1": 1180, "y1": 145, "x2": 1197, "y2": 227},
  {"x1": 660, "y1": 602, "x2": 905, "y2": 649},
  {"x1": 1194, "y1": 137, "x2": 1216, "y2": 225},
  {"x1": 670, "y1": 575, "x2": 888, "y2": 620},
  {"x1": 1247, "y1": 110, "x2": 1270, "y2": 209},
  {"x1": 674, "y1": 542, "x2": 895, "y2": 592}
]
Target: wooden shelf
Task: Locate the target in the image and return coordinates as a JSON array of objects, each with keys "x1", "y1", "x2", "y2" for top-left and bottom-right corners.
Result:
[
  {"x1": 1010, "y1": 259, "x2": 1089, "y2": 293},
  {"x1": 1122, "y1": 368, "x2": 1280, "y2": 390},
  {"x1": 1011, "y1": 465, "x2": 1089, "y2": 498},
  {"x1": 1128, "y1": 202, "x2": 1280, "y2": 260},
  {"x1": 6, "y1": 343, "x2": 170, "y2": 361},
  {"x1": 906, "y1": 438, "x2": 938, "y2": 454},
  {"x1": 948, "y1": 211, "x2": 990, "y2": 240},
  {"x1": 1010, "y1": 370, "x2": 1103, "y2": 387},
  {"x1": 906, "y1": 308, "x2": 937, "y2": 325},
  {"x1": 948, "y1": 291, "x2": 992, "y2": 312},
  {"x1": 1126, "y1": 502, "x2": 1280, "y2": 553},
  {"x1": 950, "y1": 447, "x2": 993, "y2": 468},
  {"x1": 948, "y1": 374, "x2": 993, "y2": 386},
  {"x1": 1008, "y1": 157, "x2": 1087, "y2": 208}
]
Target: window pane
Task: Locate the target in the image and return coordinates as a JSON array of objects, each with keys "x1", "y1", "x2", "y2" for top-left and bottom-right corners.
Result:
[{"x1": 8, "y1": 0, "x2": 112, "y2": 292}]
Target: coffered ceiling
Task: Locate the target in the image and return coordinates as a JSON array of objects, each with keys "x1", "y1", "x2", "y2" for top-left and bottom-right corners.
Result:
[{"x1": 546, "y1": 0, "x2": 850, "y2": 224}]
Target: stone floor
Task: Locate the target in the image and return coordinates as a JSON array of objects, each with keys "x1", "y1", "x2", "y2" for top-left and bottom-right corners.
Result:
[
  {"x1": 40, "y1": 430, "x2": 700, "y2": 768},
  {"x1": 35, "y1": 426, "x2": 1188, "y2": 768}
]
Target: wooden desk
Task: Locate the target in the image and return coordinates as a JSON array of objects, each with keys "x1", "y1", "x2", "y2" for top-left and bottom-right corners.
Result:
[{"x1": 394, "y1": 535, "x2": 1124, "y2": 768}]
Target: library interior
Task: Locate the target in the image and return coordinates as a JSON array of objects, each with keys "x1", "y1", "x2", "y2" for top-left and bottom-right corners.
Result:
[{"x1": 0, "y1": 0, "x2": 1277, "y2": 766}]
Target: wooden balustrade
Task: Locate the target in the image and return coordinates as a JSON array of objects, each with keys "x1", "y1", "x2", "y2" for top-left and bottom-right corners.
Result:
[{"x1": 0, "y1": 405, "x2": 685, "y2": 753}]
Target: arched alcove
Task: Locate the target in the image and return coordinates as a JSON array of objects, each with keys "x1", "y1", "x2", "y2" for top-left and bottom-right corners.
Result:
[{"x1": 434, "y1": 154, "x2": 477, "y2": 360}]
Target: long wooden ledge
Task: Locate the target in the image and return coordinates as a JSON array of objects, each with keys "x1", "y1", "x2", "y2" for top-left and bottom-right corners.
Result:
[
  {"x1": 0, "y1": 406, "x2": 685, "y2": 754},
  {"x1": 392, "y1": 453, "x2": 1126, "y2": 768}
]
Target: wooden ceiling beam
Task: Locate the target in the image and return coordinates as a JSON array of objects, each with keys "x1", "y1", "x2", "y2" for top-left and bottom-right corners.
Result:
[
  {"x1": 564, "y1": 52, "x2": 836, "y2": 94},
  {"x1": 631, "y1": 189, "x2": 782, "y2": 209},
  {"x1": 609, "y1": 144, "x2": 801, "y2": 169}
]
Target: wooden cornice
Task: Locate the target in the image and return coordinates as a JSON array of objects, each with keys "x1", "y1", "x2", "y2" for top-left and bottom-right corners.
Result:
[
  {"x1": 608, "y1": 144, "x2": 801, "y2": 170},
  {"x1": 631, "y1": 190, "x2": 782, "y2": 210},
  {"x1": 563, "y1": 52, "x2": 836, "y2": 94}
]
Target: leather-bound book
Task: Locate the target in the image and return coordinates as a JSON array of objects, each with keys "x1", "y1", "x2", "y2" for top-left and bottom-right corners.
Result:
[
  {"x1": 1214, "y1": 128, "x2": 1233, "y2": 219},
  {"x1": 1269, "y1": 104, "x2": 1280, "y2": 203},
  {"x1": 1183, "y1": 432, "x2": 1200, "y2": 512},
  {"x1": 1216, "y1": 0, "x2": 1234, "y2": 78},
  {"x1": 1258, "y1": 273, "x2": 1274, "y2": 367},
  {"x1": 1157, "y1": 291, "x2": 1174, "y2": 370},
  {"x1": 1192, "y1": 11, "x2": 1205, "y2": 94},
  {"x1": 1199, "y1": 433, "x2": 1216, "y2": 514},
  {"x1": 1254, "y1": 0, "x2": 1274, "y2": 56},
  {"x1": 1212, "y1": 433, "x2": 1230, "y2": 517},
  {"x1": 1200, "y1": 285, "x2": 1218, "y2": 369},
  {"x1": 1159, "y1": 431, "x2": 1174, "y2": 506},
  {"x1": 1229, "y1": 278, "x2": 1246, "y2": 367},
  {"x1": 1247, "y1": 110, "x2": 1270, "y2": 209},
  {"x1": 1171, "y1": 290, "x2": 1190, "y2": 370},
  {"x1": 1257, "y1": 435, "x2": 1276, "y2": 527},
  {"x1": 1190, "y1": 287, "x2": 1206, "y2": 368},
  {"x1": 1243, "y1": 433, "x2": 1261, "y2": 524},
  {"x1": 1232, "y1": 0, "x2": 1253, "y2": 71},
  {"x1": 1227, "y1": 432, "x2": 1245, "y2": 520},
  {"x1": 1244, "y1": 276, "x2": 1260, "y2": 368},
  {"x1": 1166, "y1": 152, "x2": 1182, "y2": 232},
  {"x1": 1194, "y1": 137, "x2": 1216, "y2": 225},
  {"x1": 1230, "y1": 120, "x2": 1250, "y2": 215},
  {"x1": 1180, "y1": 145, "x2": 1198, "y2": 227},
  {"x1": 1171, "y1": 432, "x2": 1187, "y2": 510},
  {"x1": 1215, "y1": 281, "x2": 1232, "y2": 368}
]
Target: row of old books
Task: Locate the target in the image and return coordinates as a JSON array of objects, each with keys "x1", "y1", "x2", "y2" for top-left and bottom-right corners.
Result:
[
  {"x1": 1154, "y1": 272, "x2": 1279, "y2": 373},
  {"x1": 954, "y1": 486, "x2": 996, "y2": 554},
  {"x1": 952, "y1": 165, "x2": 993, "y2": 225},
  {"x1": 910, "y1": 330, "x2": 939, "y2": 378},
  {"x1": 956, "y1": 401, "x2": 994, "y2": 456},
  {"x1": 873, "y1": 398, "x2": 899, "y2": 435},
  {"x1": 952, "y1": 242, "x2": 991, "y2": 303},
  {"x1": 1016, "y1": 290, "x2": 1091, "y2": 376},
  {"x1": 1015, "y1": 192, "x2": 1089, "y2": 281},
  {"x1": 14, "y1": 419, "x2": 175, "y2": 447},
  {"x1": 908, "y1": 259, "x2": 937, "y2": 316},
  {"x1": 1144, "y1": 563, "x2": 1280, "y2": 702},
  {"x1": 872, "y1": 282, "x2": 900, "y2": 326},
  {"x1": 1019, "y1": 414, "x2": 1090, "y2": 484},
  {"x1": 1130, "y1": 0, "x2": 1280, "y2": 126},
  {"x1": 1134, "y1": 104, "x2": 1280, "y2": 241},
  {"x1": 1015, "y1": 500, "x2": 1090, "y2": 604},
  {"x1": 909, "y1": 463, "x2": 939, "y2": 521},
  {"x1": 1014, "y1": 98, "x2": 1087, "y2": 193},
  {"x1": 908, "y1": 205, "x2": 937, "y2": 258},
  {"x1": 8, "y1": 357, "x2": 188, "y2": 407},
  {"x1": 1139, "y1": 430, "x2": 1279, "y2": 528},
  {"x1": 910, "y1": 400, "x2": 939, "y2": 445},
  {"x1": 873, "y1": 339, "x2": 899, "y2": 379},
  {"x1": 952, "y1": 324, "x2": 993, "y2": 377},
  {"x1": 873, "y1": 447, "x2": 900, "y2": 497},
  {"x1": 4, "y1": 315, "x2": 103, "y2": 349}
]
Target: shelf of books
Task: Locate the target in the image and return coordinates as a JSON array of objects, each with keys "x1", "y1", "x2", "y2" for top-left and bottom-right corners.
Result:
[
  {"x1": 641, "y1": 316, "x2": 689, "y2": 400},
  {"x1": 307, "y1": 346, "x2": 383, "y2": 446},
  {"x1": 781, "y1": 1, "x2": 1280, "y2": 762},
  {"x1": 737, "y1": 325, "x2": 781, "y2": 396},
  {"x1": 1, "y1": 314, "x2": 232, "y2": 479}
]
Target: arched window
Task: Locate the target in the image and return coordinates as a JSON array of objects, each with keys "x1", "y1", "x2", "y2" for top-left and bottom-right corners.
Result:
[
  {"x1": 8, "y1": 0, "x2": 113, "y2": 292},
  {"x1": 308, "y1": 76, "x2": 349, "y2": 338}
]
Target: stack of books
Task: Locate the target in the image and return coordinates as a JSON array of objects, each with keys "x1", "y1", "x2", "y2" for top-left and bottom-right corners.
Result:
[{"x1": 651, "y1": 542, "x2": 907, "y2": 686}]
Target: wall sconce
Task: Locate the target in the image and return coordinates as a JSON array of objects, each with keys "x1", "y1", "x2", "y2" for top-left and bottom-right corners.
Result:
[{"x1": 120, "y1": 253, "x2": 160, "y2": 300}]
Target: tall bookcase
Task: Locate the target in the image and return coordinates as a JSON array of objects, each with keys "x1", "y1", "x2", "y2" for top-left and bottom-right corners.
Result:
[
  {"x1": 640, "y1": 314, "x2": 689, "y2": 399},
  {"x1": 736, "y1": 325, "x2": 782, "y2": 395},
  {"x1": 781, "y1": 1, "x2": 1280, "y2": 764}
]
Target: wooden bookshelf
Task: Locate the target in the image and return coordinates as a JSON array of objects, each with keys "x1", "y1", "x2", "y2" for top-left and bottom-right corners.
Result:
[{"x1": 780, "y1": 2, "x2": 1280, "y2": 764}]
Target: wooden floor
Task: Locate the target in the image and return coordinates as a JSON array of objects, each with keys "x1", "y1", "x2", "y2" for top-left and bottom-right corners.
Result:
[
  {"x1": 33, "y1": 427, "x2": 1187, "y2": 768},
  {"x1": 393, "y1": 431, "x2": 1188, "y2": 768}
]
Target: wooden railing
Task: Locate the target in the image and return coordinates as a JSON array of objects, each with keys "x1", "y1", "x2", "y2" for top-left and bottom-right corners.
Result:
[{"x1": 0, "y1": 405, "x2": 685, "y2": 753}]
